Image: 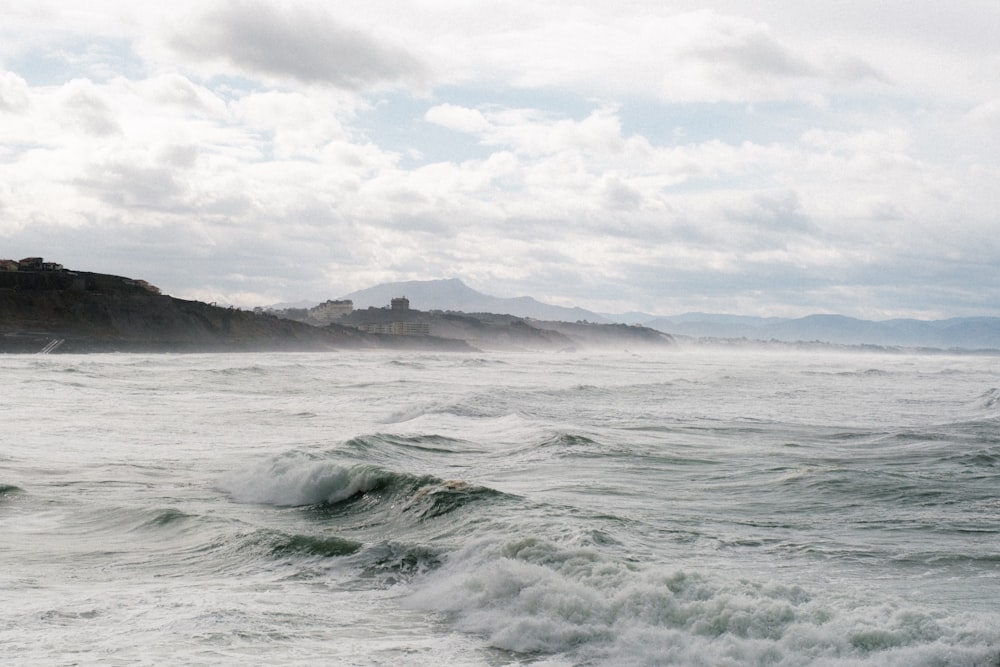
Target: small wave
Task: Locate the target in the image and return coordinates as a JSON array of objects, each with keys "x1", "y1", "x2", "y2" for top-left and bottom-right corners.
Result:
[
  {"x1": 0, "y1": 484, "x2": 24, "y2": 500},
  {"x1": 892, "y1": 552, "x2": 1000, "y2": 567},
  {"x1": 460, "y1": 358, "x2": 508, "y2": 367},
  {"x1": 213, "y1": 364, "x2": 269, "y2": 376},
  {"x1": 218, "y1": 528, "x2": 363, "y2": 564},
  {"x1": 358, "y1": 541, "x2": 443, "y2": 587},
  {"x1": 380, "y1": 402, "x2": 440, "y2": 424},
  {"x1": 380, "y1": 399, "x2": 489, "y2": 423},
  {"x1": 267, "y1": 533, "x2": 362, "y2": 558},
  {"x1": 538, "y1": 433, "x2": 600, "y2": 449},
  {"x1": 974, "y1": 388, "x2": 1000, "y2": 411},
  {"x1": 943, "y1": 447, "x2": 1000, "y2": 469},
  {"x1": 344, "y1": 433, "x2": 470, "y2": 456},
  {"x1": 821, "y1": 367, "x2": 895, "y2": 377},
  {"x1": 138, "y1": 508, "x2": 194, "y2": 529},
  {"x1": 386, "y1": 360, "x2": 425, "y2": 369},
  {"x1": 399, "y1": 480, "x2": 503, "y2": 520},
  {"x1": 381, "y1": 397, "x2": 524, "y2": 425},
  {"x1": 523, "y1": 433, "x2": 616, "y2": 460}
]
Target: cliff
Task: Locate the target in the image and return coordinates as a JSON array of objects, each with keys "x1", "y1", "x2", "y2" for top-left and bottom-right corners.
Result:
[
  {"x1": 0, "y1": 265, "x2": 673, "y2": 354},
  {"x1": 0, "y1": 270, "x2": 468, "y2": 353},
  {"x1": 337, "y1": 308, "x2": 674, "y2": 351}
]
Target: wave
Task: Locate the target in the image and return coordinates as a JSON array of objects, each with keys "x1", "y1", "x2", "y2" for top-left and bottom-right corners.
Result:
[
  {"x1": 974, "y1": 387, "x2": 1000, "y2": 412},
  {"x1": 386, "y1": 359, "x2": 426, "y2": 369},
  {"x1": 384, "y1": 389, "x2": 537, "y2": 424},
  {"x1": 459, "y1": 358, "x2": 508, "y2": 367},
  {"x1": 502, "y1": 432, "x2": 603, "y2": 459},
  {"x1": 499, "y1": 432, "x2": 644, "y2": 467},
  {"x1": 403, "y1": 535, "x2": 1000, "y2": 666},
  {"x1": 218, "y1": 453, "x2": 390, "y2": 507},
  {"x1": 380, "y1": 397, "x2": 516, "y2": 423},
  {"x1": 135, "y1": 508, "x2": 194, "y2": 529},
  {"x1": 355, "y1": 541, "x2": 444, "y2": 587},
  {"x1": 218, "y1": 452, "x2": 507, "y2": 524},
  {"x1": 249, "y1": 530, "x2": 362, "y2": 559},
  {"x1": 343, "y1": 433, "x2": 473, "y2": 457},
  {"x1": 943, "y1": 446, "x2": 1000, "y2": 469}
]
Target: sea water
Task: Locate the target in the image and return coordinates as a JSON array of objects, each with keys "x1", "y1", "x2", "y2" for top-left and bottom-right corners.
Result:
[{"x1": 1, "y1": 347, "x2": 998, "y2": 666}]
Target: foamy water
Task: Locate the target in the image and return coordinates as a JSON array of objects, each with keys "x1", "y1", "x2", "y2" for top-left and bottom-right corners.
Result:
[{"x1": 2, "y1": 348, "x2": 998, "y2": 665}]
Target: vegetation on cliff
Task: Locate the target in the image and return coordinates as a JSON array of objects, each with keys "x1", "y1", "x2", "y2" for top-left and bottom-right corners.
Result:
[
  {"x1": 1, "y1": 261, "x2": 673, "y2": 354},
  {"x1": 0, "y1": 268, "x2": 466, "y2": 353}
]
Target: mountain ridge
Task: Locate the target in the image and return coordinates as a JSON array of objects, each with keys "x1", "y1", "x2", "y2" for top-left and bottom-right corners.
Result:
[
  {"x1": 323, "y1": 278, "x2": 1000, "y2": 350},
  {"x1": 644, "y1": 313, "x2": 1000, "y2": 349},
  {"x1": 338, "y1": 278, "x2": 611, "y2": 323}
]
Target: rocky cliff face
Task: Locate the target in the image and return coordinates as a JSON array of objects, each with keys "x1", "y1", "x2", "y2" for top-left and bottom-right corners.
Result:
[
  {"x1": 1, "y1": 268, "x2": 672, "y2": 354},
  {"x1": 0, "y1": 285, "x2": 377, "y2": 352},
  {"x1": 338, "y1": 308, "x2": 674, "y2": 351}
]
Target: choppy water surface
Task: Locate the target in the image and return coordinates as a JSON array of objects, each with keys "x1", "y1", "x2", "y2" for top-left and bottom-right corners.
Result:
[{"x1": 2, "y1": 348, "x2": 998, "y2": 665}]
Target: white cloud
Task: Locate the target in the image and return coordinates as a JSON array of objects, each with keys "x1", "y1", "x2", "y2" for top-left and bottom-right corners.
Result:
[
  {"x1": 967, "y1": 98, "x2": 1000, "y2": 127},
  {"x1": 0, "y1": 71, "x2": 31, "y2": 112},
  {"x1": 165, "y1": 1, "x2": 426, "y2": 90},
  {"x1": 406, "y1": 8, "x2": 886, "y2": 104},
  {"x1": 425, "y1": 104, "x2": 490, "y2": 134},
  {"x1": 58, "y1": 78, "x2": 122, "y2": 136}
]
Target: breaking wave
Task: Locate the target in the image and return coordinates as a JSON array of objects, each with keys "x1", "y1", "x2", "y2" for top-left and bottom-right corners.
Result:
[
  {"x1": 405, "y1": 535, "x2": 999, "y2": 666},
  {"x1": 217, "y1": 451, "x2": 507, "y2": 525}
]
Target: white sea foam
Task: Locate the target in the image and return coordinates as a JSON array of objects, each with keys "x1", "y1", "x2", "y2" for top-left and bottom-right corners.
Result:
[
  {"x1": 217, "y1": 454, "x2": 381, "y2": 507},
  {"x1": 406, "y1": 536, "x2": 998, "y2": 666}
]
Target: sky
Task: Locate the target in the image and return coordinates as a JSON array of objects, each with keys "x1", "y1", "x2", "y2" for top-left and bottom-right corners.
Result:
[{"x1": 1, "y1": 1, "x2": 998, "y2": 319}]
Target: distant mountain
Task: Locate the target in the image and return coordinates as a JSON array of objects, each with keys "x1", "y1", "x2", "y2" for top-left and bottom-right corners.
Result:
[
  {"x1": 338, "y1": 278, "x2": 611, "y2": 323},
  {"x1": 323, "y1": 278, "x2": 1000, "y2": 350},
  {"x1": 643, "y1": 313, "x2": 1000, "y2": 349}
]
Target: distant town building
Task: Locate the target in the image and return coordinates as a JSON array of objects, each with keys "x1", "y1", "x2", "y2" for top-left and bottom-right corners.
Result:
[
  {"x1": 0, "y1": 260, "x2": 18, "y2": 272},
  {"x1": 390, "y1": 296, "x2": 410, "y2": 311},
  {"x1": 360, "y1": 321, "x2": 429, "y2": 336},
  {"x1": 13, "y1": 257, "x2": 63, "y2": 271},
  {"x1": 311, "y1": 299, "x2": 353, "y2": 323}
]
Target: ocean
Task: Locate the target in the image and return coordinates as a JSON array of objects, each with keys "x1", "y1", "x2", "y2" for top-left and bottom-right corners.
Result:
[{"x1": 1, "y1": 347, "x2": 998, "y2": 666}]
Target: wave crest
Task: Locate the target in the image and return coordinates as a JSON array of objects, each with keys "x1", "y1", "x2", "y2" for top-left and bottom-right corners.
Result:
[
  {"x1": 218, "y1": 452, "x2": 506, "y2": 528},
  {"x1": 218, "y1": 454, "x2": 388, "y2": 507},
  {"x1": 974, "y1": 388, "x2": 1000, "y2": 412}
]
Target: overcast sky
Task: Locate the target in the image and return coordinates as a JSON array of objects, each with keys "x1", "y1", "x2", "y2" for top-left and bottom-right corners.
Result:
[{"x1": 2, "y1": 1, "x2": 998, "y2": 318}]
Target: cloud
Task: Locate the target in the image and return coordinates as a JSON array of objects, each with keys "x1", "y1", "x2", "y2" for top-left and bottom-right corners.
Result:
[
  {"x1": 426, "y1": 8, "x2": 884, "y2": 104},
  {"x1": 680, "y1": 14, "x2": 818, "y2": 79},
  {"x1": 967, "y1": 98, "x2": 1000, "y2": 126},
  {"x1": 424, "y1": 103, "x2": 490, "y2": 134},
  {"x1": 0, "y1": 71, "x2": 31, "y2": 112},
  {"x1": 167, "y1": 1, "x2": 425, "y2": 90},
  {"x1": 75, "y1": 155, "x2": 189, "y2": 210},
  {"x1": 59, "y1": 79, "x2": 121, "y2": 136},
  {"x1": 603, "y1": 177, "x2": 644, "y2": 211},
  {"x1": 140, "y1": 74, "x2": 226, "y2": 115}
]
